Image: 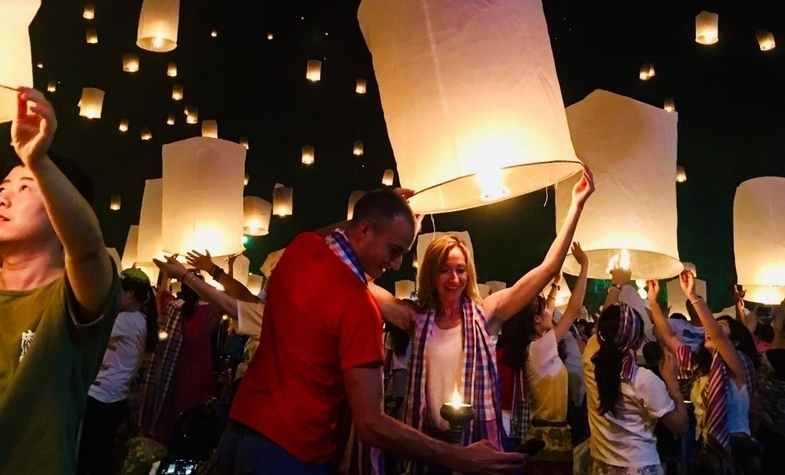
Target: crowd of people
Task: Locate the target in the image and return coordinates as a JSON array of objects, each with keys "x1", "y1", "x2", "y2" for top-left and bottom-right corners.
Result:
[{"x1": 2, "y1": 88, "x2": 784, "y2": 475}]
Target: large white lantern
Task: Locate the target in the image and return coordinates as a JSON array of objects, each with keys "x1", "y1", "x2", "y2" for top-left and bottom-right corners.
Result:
[
  {"x1": 202, "y1": 120, "x2": 218, "y2": 138},
  {"x1": 243, "y1": 196, "x2": 272, "y2": 236},
  {"x1": 556, "y1": 89, "x2": 683, "y2": 280},
  {"x1": 359, "y1": 0, "x2": 583, "y2": 214},
  {"x1": 734, "y1": 177, "x2": 785, "y2": 305},
  {"x1": 347, "y1": 191, "x2": 367, "y2": 220},
  {"x1": 121, "y1": 225, "x2": 140, "y2": 269},
  {"x1": 138, "y1": 178, "x2": 164, "y2": 263},
  {"x1": 0, "y1": 0, "x2": 40, "y2": 123},
  {"x1": 416, "y1": 231, "x2": 474, "y2": 273},
  {"x1": 395, "y1": 280, "x2": 415, "y2": 299},
  {"x1": 272, "y1": 183, "x2": 293, "y2": 217},
  {"x1": 162, "y1": 137, "x2": 246, "y2": 257},
  {"x1": 667, "y1": 276, "x2": 707, "y2": 318},
  {"x1": 695, "y1": 11, "x2": 719, "y2": 45},
  {"x1": 78, "y1": 88, "x2": 105, "y2": 119},
  {"x1": 137, "y1": 0, "x2": 180, "y2": 52}
]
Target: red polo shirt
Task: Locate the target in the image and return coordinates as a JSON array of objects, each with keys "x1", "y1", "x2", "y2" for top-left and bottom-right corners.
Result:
[{"x1": 230, "y1": 232, "x2": 384, "y2": 463}]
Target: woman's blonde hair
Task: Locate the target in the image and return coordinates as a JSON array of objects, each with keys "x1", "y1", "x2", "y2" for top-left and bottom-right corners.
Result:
[{"x1": 416, "y1": 235, "x2": 480, "y2": 310}]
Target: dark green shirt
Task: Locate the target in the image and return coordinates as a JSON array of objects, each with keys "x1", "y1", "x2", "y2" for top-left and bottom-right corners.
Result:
[{"x1": 0, "y1": 274, "x2": 119, "y2": 474}]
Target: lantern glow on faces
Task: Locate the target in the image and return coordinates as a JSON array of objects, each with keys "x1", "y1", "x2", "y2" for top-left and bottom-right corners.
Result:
[
  {"x1": 355, "y1": 79, "x2": 367, "y2": 94},
  {"x1": 167, "y1": 62, "x2": 178, "y2": 77},
  {"x1": 202, "y1": 120, "x2": 218, "y2": 138},
  {"x1": 243, "y1": 196, "x2": 272, "y2": 236},
  {"x1": 78, "y1": 87, "x2": 104, "y2": 119},
  {"x1": 0, "y1": 0, "x2": 40, "y2": 123},
  {"x1": 137, "y1": 0, "x2": 180, "y2": 52},
  {"x1": 757, "y1": 31, "x2": 776, "y2": 51},
  {"x1": 382, "y1": 169, "x2": 394, "y2": 186},
  {"x1": 110, "y1": 194, "x2": 122, "y2": 211},
  {"x1": 359, "y1": 0, "x2": 583, "y2": 214},
  {"x1": 122, "y1": 53, "x2": 140, "y2": 73},
  {"x1": 347, "y1": 191, "x2": 367, "y2": 220},
  {"x1": 695, "y1": 11, "x2": 719, "y2": 45},
  {"x1": 353, "y1": 141, "x2": 364, "y2": 157},
  {"x1": 86, "y1": 27, "x2": 98, "y2": 44},
  {"x1": 301, "y1": 145, "x2": 315, "y2": 165},
  {"x1": 306, "y1": 60, "x2": 322, "y2": 82},
  {"x1": 272, "y1": 183, "x2": 293, "y2": 217}
]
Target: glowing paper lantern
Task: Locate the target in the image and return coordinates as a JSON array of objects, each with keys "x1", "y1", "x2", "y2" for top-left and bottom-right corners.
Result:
[
  {"x1": 210, "y1": 29, "x2": 218, "y2": 38},
  {"x1": 734, "y1": 177, "x2": 785, "y2": 305},
  {"x1": 266, "y1": 32, "x2": 274, "y2": 41},
  {"x1": 247, "y1": 273, "x2": 264, "y2": 295},
  {"x1": 171, "y1": 84, "x2": 184, "y2": 101},
  {"x1": 639, "y1": 64, "x2": 655, "y2": 81},
  {"x1": 118, "y1": 119, "x2": 129, "y2": 132},
  {"x1": 162, "y1": 137, "x2": 246, "y2": 257},
  {"x1": 667, "y1": 276, "x2": 707, "y2": 318},
  {"x1": 301, "y1": 145, "x2": 315, "y2": 165},
  {"x1": 695, "y1": 11, "x2": 719, "y2": 45},
  {"x1": 416, "y1": 231, "x2": 474, "y2": 273},
  {"x1": 557, "y1": 89, "x2": 683, "y2": 280},
  {"x1": 382, "y1": 169, "x2": 394, "y2": 186},
  {"x1": 123, "y1": 53, "x2": 140, "y2": 73},
  {"x1": 239, "y1": 137, "x2": 249, "y2": 150},
  {"x1": 83, "y1": 4, "x2": 95, "y2": 20},
  {"x1": 676, "y1": 166, "x2": 687, "y2": 184},
  {"x1": 353, "y1": 141, "x2": 364, "y2": 157},
  {"x1": 86, "y1": 27, "x2": 98, "y2": 44},
  {"x1": 186, "y1": 108, "x2": 198, "y2": 124},
  {"x1": 664, "y1": 98, "x2": 676, "y2": 113},
  {"x1": 0, "y1": 0, "x2": 40, "y2": 123},
  {"x1": 137, "y1": 0, "x2": 180, "y2": 52},
  {"x1": 757, "y1": 31, "x2": 776, "y2": 51},
  {"x1": 486, "y1": 281, "x2": 507, "y2": 295},
  {"x1": 78, "y1": 88, "x2": 104, "y2": 119},
  {"x1": 167, "y1": 62, "x2": 178, "y2": 77},
  {"x1": 355, "y1": 79, "x2": 367, "y2": 95},
  {"x1": 395, "y1": 280, "x2": 415, "y2": 299},
  {"x1": 110, "y1": 194, "x2": 122, "y2": 211},
  {"x1": 46, "y1": 81, "x2": 56, "y2": 93},
  {"x1": 202, "y1": 120, "x2": 218, "y2": 138},
  {"x1": 359, "y1": 0, "x2": 583, "y2": 214},
  {"x1": 306, "y1": 60, "x2": 322, "y2": 82},
  {"x1": 244, "y1": 172, "x2": 249, "y2": 187},
  {"x1": 243, "y1": 196, "x2": 272, "y2": 236},
  {"x1": 272, "y1": 183, "x2": 293, "y2": 217},
  {"x1": 140, "y1": 128, "x2": 152, "y2": 141},
  {"x1": 347, "y1": 191, "x2": 366, "y2": 220},
  {"x1": 166, "y1": 114, "x2": 175, "y2": 125},
  {"x1": 121, "y1": 225, "x2": 139, "y2": 269},
  {"x1": 138, "y1": 178, "x2": 164, "y2": 263}
]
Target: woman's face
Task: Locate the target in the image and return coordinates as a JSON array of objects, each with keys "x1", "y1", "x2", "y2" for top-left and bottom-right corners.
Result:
[{"x1": 435, "y1": 247, "x2": 468, "y2": 303}]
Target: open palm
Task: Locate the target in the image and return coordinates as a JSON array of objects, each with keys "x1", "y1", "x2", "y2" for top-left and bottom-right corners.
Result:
[{"x1": 11, "y1": 88, "x2": 57, "y2": 167}]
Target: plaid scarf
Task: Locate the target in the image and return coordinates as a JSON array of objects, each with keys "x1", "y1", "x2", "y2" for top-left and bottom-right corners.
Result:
[
  {"x1": 510, "y1": 366, "x2": 531, "y2": 443},
  {"x1": 597, "y1": 303, "x2": 644, "y2": 384},
  {"x1": 326, "y1": 229, "x2": 367, "y2": 284},
  {"x1": 404, "y1": 297, "x2": 503, "y2": 451}
]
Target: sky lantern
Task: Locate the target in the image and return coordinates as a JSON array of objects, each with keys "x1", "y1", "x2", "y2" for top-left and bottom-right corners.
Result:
[
  {"x1": 86, "y1": 27, "x2": 98, "y2": 44},
  {"x1": 359, "y1": 0, "x2": 583, "y2": 214},
  {"x1": 171, "y1": 84, "x2": 184, "y2": 101},
  {"x1": 355, "y1": 79, "x2": 367, "y2": 94},
  {"x1": 118, "y1": 119, "x2": 129, "y2": 132},
  {"x1": 346, "y1": 191, "x2": 366, "y2": 220},
  {"x1": 202, "y1": 119, "x2": 218, "y2": 138},
  {"x1": 110, "y1": 194, "x2": 122, "y2": 211},
  {"x1": 676, "y1": 166, "x2": 687, "y2": 183},
  {"x1": 382, "y1": 169, "x2": 394, "y2": 186},
  {"x1": 695, "y1": 10, "x2": 719, "y2": 45},
  {"x1": 138, "y1": 178, "x2": 164, "y2": 265},
  {"x1": 137, "y1": 0, "x2": 180, "y2": 52},
  {"x1": 757, "y1": 31, "x2": 776, "y2": 51},
  {"x1": 353, "y1": 141, "x2": 365, "y2": 157},
  {"x1": 122, "y1": 53, "x2": 140, "y2": 73},
  {"x1": 167, "y1": 62, "x2": 178, "y2": 77},
  {"x1": 557, "y1": 89, "x2": 683, "y2": 280},
  {"x1": 78, "y1": 87, "x2": 104, "y2": 119},
  {"x1": 301, "y1": 145, "x2": 315, "y2": 165},
  {"x1": 140, "y1": 128, "x2": 152, "y2": 141},
  {"x1": 664, "y1": 98, "x2": 676, "y2": 113},
  {"x1": 272, "y1": 183, "x2": 293, "y2": 217},
  {"x1": 243, "y1": 196, "x2": 272, "y2": 236},
  {"x1": 306, "y1": 60, "x2": 322, "y2": 82},
  {"x1": 0, "y1": 0, "x2": 40, "y2": 122},
  {"x1": 121, "y1": 225, "x2": 139, "y2": 269},
  {"x1": 83, "y1": 4, "x2": 95, "y2": 20}
]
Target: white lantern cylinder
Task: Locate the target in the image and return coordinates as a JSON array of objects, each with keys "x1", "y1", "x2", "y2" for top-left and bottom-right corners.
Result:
[
  {"x1": 138, "y1": 178, "x2": 164, "y2": 263},
  {"x1": 78, "y1": 87, "x2": 104, "y2": 119},
  {"x1": 395, "y1": 280, "x2": 415, "y2": 299},
  {"x1": 86, "y1": 27, "x2": 98, "y2": 44},
  {"x1": 243, "y1": 196, "x2": 272, "y2": 236},
  {"x1": 261, "y1": 248, "x2": 286, "y2": 277},
  {"x1": 301, "y1": 145, "x2": 315, "y2": 165},
  {"x1": 382, "y1": 169, "x2": 395, "y2": 186},
  {"x1": 486, "y1": 281, "x2": 507, "y2": 295},
  {"x1": 186, "y1": 108, "x2": 198, "y2": 124},
  {"x1": 110, "y1": 194, "x2": 122, "y2": 211},
  {"x1": 355, "y1": 79, "x2": 367, "y2": 95},
  {"x1": 247, "y1": 273, "x2": 264, "y2": 296},
  {"x1": 171, "y1": 84, "x2": 184, "y2": 101},
  {"x1": 695, "y1": 11, "x2": 719, "y2": 45},
  {"x1": 757, "y1": 31, "x2": 776, "y2": 51},
  {"x1": 166, "y1": 114, "x2": 175, "y2": 126},
  {"x1": 140, "y1": 128, "x2": 152, "y2": 141},
  {"x1": 676, "y1": 166, "x2": 687, "y2": 183},
  {"x1": 272, "y1": 183, "x2": 293, "y2": 217},
  {"x1": 664, "y1": 98, "x2": 676, "y2": 113},
  {"x1": 353, "y1": 141, "x2": 364, "y2": 157},
  {"x1": 306, "y1": 60, "x2": 322, "y2": 82},
  {"x1": 118, "y1": 119, "x2": 129, "y2": 132},
  {"x1": 47, "y1": 81, "x2": 57, "y2": 93},
  {"x1": 121, "y1": 225, "x2": 140, "y2": 269},
  {"x1": 0, "y1": 0, "x2": 40, "y2": 123},
  {"x1": 734, "y1": 177, "x2": 785, "y2": 305},
  {"x1": 167, "y1": 62, "x2": 178, "y2": 77},
  {"x1": 162, "y1": 137, "x2": 246, "y2": 257},
  {"x1": 347, "y1": 191, "x2": 367, "y2": 220},
  {"x1": 667, "y1": 277, "x2": 707, "y2": 318},
  {"x1": 202, "y1": 120, "x2": 218, "y2": 138},
  {"x1": 359, "y1": 0, "x2": 583, "y2": 214},
  {"x1": 83, "y1": 4, "x2": 95, "y2": 20},
  {"x1": 137, "y1": 0, "x2": 180, "y2": 52},
  {"x1": 122, "y1": 53, "x2": 140, "y2": 73},
  {"x1": 556, "y1": 89, "x2": 683, "y2": 280}
]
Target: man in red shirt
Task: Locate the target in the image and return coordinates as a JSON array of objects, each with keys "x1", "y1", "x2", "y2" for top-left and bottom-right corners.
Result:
[{"x1": 202, "y1": 190, "x2": 523, "y2": 474}]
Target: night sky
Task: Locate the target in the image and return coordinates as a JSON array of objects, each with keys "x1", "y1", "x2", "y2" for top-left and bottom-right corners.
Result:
[{"x1": 5, "y1": 0, "x2": 785, "y2": 311}]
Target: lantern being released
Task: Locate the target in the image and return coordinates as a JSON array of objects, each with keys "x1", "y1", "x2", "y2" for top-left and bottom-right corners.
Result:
[
  {"x1": 306, "y1": 60, "x2": 322, "y2": 82},
  {"x1": 0, "y1": 0, "x2": 40, "y2": 123},
  {"x1": 137, "y1": 0, "x2": 180, "y2": 52},
  {"x1": 359, "y1": 0, "x2": 582, "y2": 214},
  {"x1": 355, "y1": 79, "x2": 367, "y2": 94},
  {"x1": 757, "y1": 31, "x2": 776, "y2": 51},
  {"x1": 556, "y1": 90, "x2": 683, "y2": 280},
  {"x1": 121, "y1": 225, "x2": 139, "y2": 269},
  {"x1": 243, "y1": 196, "x2": 272, "y2": 236},
  {"x1": 734, "y1": 177, "x2": 785, "y2": 305},
  {"x1": 395, "y1": 280, "x2": 416, "y2": 299},
  {"x1": 110, "y1": 194, "x2": 122, "y2": 211},
  {"x1": 301, "y1": 145, "x2": 315, "y2": 165},
  {"x1": 202, "y1": 120, "x2": 218, "y2": 138},
  {"x1": 382, "y1": 169, "x2": 395, "y2": 186},
  {"x1": 78, "y1": 88, "x2": 105, "y2": 119},
  {"x1": 123, "y1": 53, "x2": 140, "y2": 73},
  {"x1": 272, "y1": 183, "x2": 293, "y2": 217},
  {"x1": 347, "y1": 191, "x2": 367, "y2": 220},
  {"x1": 695, "y1": 11, "x2": 719, "y2": 45},
  {"x1": 439, "y1": 388, "x2": 474, "y2": 444},
  {"x1": 138, "y1": 178, "x2": 164, "y2": 264}
]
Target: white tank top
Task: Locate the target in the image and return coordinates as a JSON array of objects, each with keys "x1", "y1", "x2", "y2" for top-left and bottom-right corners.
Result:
[{"x1": 425, "y1": 323, "x2": 463, "y2": 431}]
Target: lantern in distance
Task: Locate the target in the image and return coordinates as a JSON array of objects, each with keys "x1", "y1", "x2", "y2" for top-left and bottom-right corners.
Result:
[
  {"x1": 166, "y1": 62, "x2": 178, "y2": 77},
  {"x1": 358, "y1": 0, "x2": 583, "y2": 214},
  {"x1": 243, "y1": 196, "x2": 272, "y2": 236},
  {"x1": 557, "y1": 89, "x2": 683, "y2": 280},
  {"x1": 118, "y1": 119, "x2": 129, "y2": 132},
  {"x1": 734, "y1": 177, "x2": 785, "y2": 305},
  {"x1": 639, "y1": 64, "x2": 655, "y2": 81},
  {"x1": 110, "y1": 194, "x2": 121, "y2": 211},
  {"x1": 140, "y1": 128, "x2": 152, "y2": 141},
  {"x1": 272, "y1": 183, "x2": 293, "y2": 217},
  {"x1": 47, "y1": 81, "x2": 56, "y2": 93},
  {"x1": 395, "y1": 280, "x2": 415, "y2": 299},
  {"x1": 210, "y1": 29, "x2": 218, "y2": 38},
  {"x1": 239, "y1": 137, "x2": 249, "y2": 150},
  {"x1": 166, "y1": 114, "x2": 175, "y2": 125},
  {"x1": 171, "y1": 84, "x2": 183, "y2": 101},
  {"x1": 266, "y1": 32, "x2": 274, "y2": 40},
  {"x1": 347, "y1": 191, "x2": 366, "y2": 220},
  {"x1": 301, "y1": 145, "x2": 315, "y2": 165},
  {"x1": 202, "y1": 120, "x2": 218, "y2": 138},
  {"x1": 353, "y1": 141, "x2": 364, "y2": 157},
  {"x1": 664, "y1": 98, "x2": 676, "y2": 113},
  {"x1": 0, "y1": 0, "x2": 40, "y2": 123},
  {"x1": 138, "y1": 178, "x2": 164, "y2": 264},
  {"x1": 355, "y1": 78, "x2": 367, "y2": 94},
  {"x1": 306, "y1": 60, "x2": 322, "y2": 82},
  {"x1": 121, "y1": 225, "x2": 139, "y2": 269},
  {"x1": 83, "y1": 3, "x2": 95, "y2": 20},
  {"x1": 244, "y1": 172, "x2": 249, "y2": 187},
  {"x1": 137, "y1": 0, "x2": 180, "y2": 52},
  {"x1": 186, "y1": 108, "x2": 198, "y2": 124},
  {"x1": 676, "y1": 166, "x2": 687, "y2": 183},
  {"x1": 757, "y1": 31, "x2": 776, "y2": 51},
  {"x1": 86, "y1": 27, "x2": 98, "y2": 44},
  {"x1": 78, "y1": 87, "x2": 104, "y2": 119},
  {"x1": 695, "y1": 11, "x2": 719, "y2": 45},
  {"x1": 122, "y1": 53, "x2": 140, "y2": 73},
  {"x1": 382, "y1": 169, "x2": 395, "y2": 186}
]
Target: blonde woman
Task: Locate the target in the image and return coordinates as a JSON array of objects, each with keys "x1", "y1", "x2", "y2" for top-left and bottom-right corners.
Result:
[{"x1": 370, "y1": 170, "x2": 594, "y2": 469}]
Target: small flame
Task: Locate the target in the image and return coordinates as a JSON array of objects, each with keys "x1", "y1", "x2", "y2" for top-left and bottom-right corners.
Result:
[
  {"x1": 152, "y1": 36, "x2": 165, "y2": 49},
  {"x1": 607, "y1": 249, "x2": 631, "y2": 273},
  {"x1": 476, "y1": 167, "x2": 510, "y2": 202},
  {"x1": 158, "y1": 330, "x2": 169, "y2": 341},
  {"x1": 448, "y1": 387, "x2": 464, "y2": 408}
]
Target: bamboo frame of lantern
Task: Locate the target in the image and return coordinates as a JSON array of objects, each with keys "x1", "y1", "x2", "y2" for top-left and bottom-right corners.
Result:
[
  {"x1": 353, "y1": 141, "x2": 364, "y2": 157},
  {"x1": 110, "y1": 194, "x2": 122, "y2": 211},
  {"x1": 202, "y1": 120, "x2": 218, "y2": 138},
  {"x1": 272, "y1": 183, "x2": 293, "y2": 217},
  {"x1": 757, "y1": 31, "x2": 776, "y2": 51},
  {"x1": 243, "y1": 196, "x2": 272, "y2": 236},
  {"x1": 306, "y1": 60, "x2": 322, "y2": 82},
  {"x1": 78, "y1": 87, "x2": 104, "y2": 119},
  {"x1": 83, "y1": 4, "x2": 95, "y2": 20},
  {"x1": 167, "y1": 62, "x2": 178, "y2": 77},
  {"x1": 382, "y1": 169, "x2": 395, "y2": 186},
  {"x1": 171, "y1": 84, "x2": 183, "y2": 101},
  {"x1": 301, "y1": 145, "x2": 315, "y2": 165},
  {"x1": 85, "y1": 26, "x2": 98, "y2": 44},
  {"x1": 355, "y1": 79, "x2": 367, "y2": 95},
  {"x1": 140, "y1": 128, "x2": 152, "y2": 141},
  {"x1": 118, "y1": 119, "x2": 129, "y2": 132},
  {"x1": 137, "y1": 0, "x2": 180, "y2": 52},
  {"x1": 0, "y1": 1, "x2": 40, "y2": 123},
  {"x1": 122, "y1": 53, "x2": 140, "y2": 73},
  {"x1": 676, "y1": 166, "x2": 687, "y2": 183},
  {"x1": 695, "y1": 11, "x2": 719, "y2": 45},
  {"x1": 395, "y1": 280, "x2": 416, "y2": 299},
  {"x1": 347, "y1": 191, "x2": 366, "y2": 220},
  {"x1": 664, "y1": 98, "x2": 676, "y2": 113}
]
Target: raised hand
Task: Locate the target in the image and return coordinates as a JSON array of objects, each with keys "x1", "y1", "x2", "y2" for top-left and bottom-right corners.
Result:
[
  {"x1": 186, "y1": 250, "x2": 215, "y2": 273},
  {"x1": 154, "y1": 255, "x2": 188, "y2": 280},
  {"x1": 572, "y1": 241, "x2": 588, "y2": 267},
  {"x1": 678, "y1": 270, "x2": 696, "y2": 300},
  {"x1": 571, "y1": 167, "x2": 595, "y2": 208},
  {"x1": 646, "y1": 280, "x2": 660, "y2": 303},
  {"x1": 11, "y1": 87, "x2": 57, "y2": 168}
]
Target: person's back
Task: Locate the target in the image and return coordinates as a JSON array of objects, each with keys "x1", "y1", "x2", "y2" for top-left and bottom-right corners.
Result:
[{"x1": 89, "y1": 310, "x2": 147, "y2": 403}]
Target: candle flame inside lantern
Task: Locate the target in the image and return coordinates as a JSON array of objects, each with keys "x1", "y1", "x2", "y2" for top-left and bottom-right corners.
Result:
[
  {"x1": 476, "y1": 167, "x2": 510, "y2": 202},
  {"x1": 447, "y1": 387, "x2": 465, "y2": 408},
  {"x1": 158, "y1": 330, "x2": 169, "y2": 341},
  {"x1": 607, "y1": 249, "x2": 631, "y2": 273}
]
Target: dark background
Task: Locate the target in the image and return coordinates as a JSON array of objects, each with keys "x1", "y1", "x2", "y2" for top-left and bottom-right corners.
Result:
[{"x1": 4, "y1": 0, "x2": 784, "y2": 311}]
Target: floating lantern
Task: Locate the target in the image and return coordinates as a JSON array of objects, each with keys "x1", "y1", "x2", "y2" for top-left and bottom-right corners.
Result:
[
  {"x1": 734, "y1": 177, "x2": 785, "y2": 305},
  {"x1": 162, "y1": 137, "x2": 246, "y2": 257},
  {"x1": 0, "y1": 0, "x2": 40, "y2": 123},
  {"x1": 46, "y1": 81, "x2": 57, "y2": 93},
  {"x1": 244, "y1": 172, "x2": 249, "y2": 187},
  {"x1": 36, "y1": 63, "x2": 43, "y2": 70},
  {"x1": 667, "y1": 274, "x2": 707, "y2": 318},
  {"x1": 353, "y1": 141, "x2": 364, "y2": 157},
  {"x1": 359, "y1": 0, "x2": 583, "y2": 214},
  {"x1": 676, "y1": 166, "x2": 687, "y2": 183},
  {"x1": 347, "y1": 191, "x2": 367, "y2": 220},
  {"x1": 416, "y1": 231, "x2": 474, "y2": 275},
  {"x1": 138, "y1": 178, "x2": 164, "y2": 264},
  {"x1": 78, "y1": 87, "x2": 104, "y2": 119},
  {"x1": 118, "y1": 119, "x2": 129, "y2": 132},
  {"x1": 202, "y1": 119, "x2": 218, "y2": 138},
  {"x1": 639, "y1": 64, "x2": 655, "y2": 81},
  {"x1": 266, "y1": 32, "x2": 274, "y2": 40},
  {"x1": 158, "y1": 330, "x2": 168, "y2": 341},
  {"x1": 306, "y1": 60, "x2": 322, "y2": 82},
  {"x1": 171, "y1": 84, "x2": 184, "y2": 101},
  {"x1": 395, "y1": 280, "x2": 416, "y2": 299},
  {"x1": 210, "y1": 29, "x2": 218, "y2": 38},
  {"x1": 166, "y1": 114, "x2": 175, "y2": 125},
  {"x1": 301, "y1": 145, "x2": 315, "y2": 165},
  {"x1": 355, "y1": 79, "x2": 367, "y2": 95},
  {"x1": 695, "y1": 11, "x2": 719, "y2": 45},
  {"x1": 243, "y1": 196, "x2": 272, "y2": 236},
  {"x1": 382, "y1": 169, "x2": 395, "y2": 186},
  {"x1": 140, "y1": 128, "x2": 152, "y2": 141},
  {"x1": 86, "y1": 27, "x2": 98, "y2": 44},
  {"x1": 137, "y1": 0, "x2": 180, "y2": 52},
  {"x1": 272, "y1": 183, "x2": 293, "y2": 217},
  {"x1": 83, "y1": 4, "x2": 95, "y2": 20},
  {"x1": 247, "y1": 273, "x2": 264, "y2": 295},
  {"x1": 167, "y1": 62, "x2": 178, "y2": 77},
  {"x1": 757, "y1": 31, "x2": 776, "y2": 51},
  {"x1": 239, "y1": 137, "x2": 249, "y2": 150},
  {"x1": 122, "y1": 53, "x2": 140, "y2": 73},
  {"x1": 121, "y1": 225, "x2": 139, "y2": 269},
  {"x1": 664, "y1": 98, "x2": 676, "y2": 113},
  {"x1": 110, "y1": 194, "x2": 122, "y2": 211},
  {"x1": 186, "y1": 107, "x2": 198, "y2": 124},
  {"x1": 557, "y1": 89, "x2": 683, "y2": 280}
]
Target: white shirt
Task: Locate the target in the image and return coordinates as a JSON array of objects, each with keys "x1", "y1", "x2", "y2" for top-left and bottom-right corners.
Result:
[
  {"x1": 426, "y1": 323, "x2": 463, "y2": 431},
  {"x1": 527, "y1": 330, "x2": 568, "y2": 421},
  {"x1": 561, "y1": 329, "x2": 586, "y2": 407},
  {"x1": 235, "y1": 299, "x2": 264, "y2": 380},
  {"x1": 89, "y1": 311, "x2": 147, "y2": 403},
  {"x1": 583, "y1": 335, "x2": 675, "y2": 468}
]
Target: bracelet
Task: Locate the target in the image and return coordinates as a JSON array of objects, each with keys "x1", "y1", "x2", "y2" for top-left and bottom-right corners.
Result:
[{"x1": 689, "y1": 296, "x2": 703, "y2": 304}]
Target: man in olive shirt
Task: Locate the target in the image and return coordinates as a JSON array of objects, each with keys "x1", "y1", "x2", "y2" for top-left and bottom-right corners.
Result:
[{"x1": 0, "y1": 88, "x2": 118, "y2": 474}]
